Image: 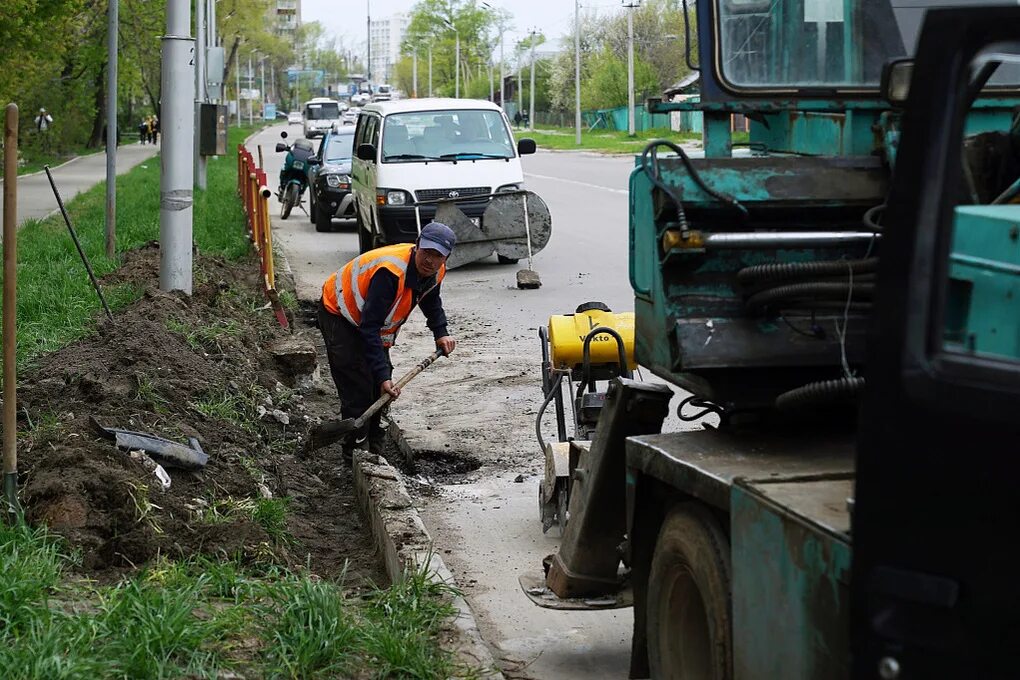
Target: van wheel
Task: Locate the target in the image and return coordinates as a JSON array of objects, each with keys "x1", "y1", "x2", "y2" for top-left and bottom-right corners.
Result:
[
  {"x1": 647, "y1": 503, "x2": 732, "y2": 680},
  {"x1": 498, "y1": 255, "x2": 520, "y2": 265},
  {"x1": 358, "y1": 221, "x2": 372, "y2": 253}
]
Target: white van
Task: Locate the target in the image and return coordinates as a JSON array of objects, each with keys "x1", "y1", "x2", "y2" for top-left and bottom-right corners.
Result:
[
  {"x1": 350, "y1": 98, "x2": 536, "y2": 253},
  {"x1": 302, "y1": 98, "x2": 342, "y2": 139}
]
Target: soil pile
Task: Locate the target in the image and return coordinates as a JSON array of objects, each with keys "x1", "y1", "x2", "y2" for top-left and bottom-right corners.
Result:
[{"x1": 13, "y1": 243, "x2": 382, "y2": 583}]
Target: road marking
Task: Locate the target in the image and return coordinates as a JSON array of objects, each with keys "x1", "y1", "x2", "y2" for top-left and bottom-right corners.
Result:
[{"x1": 524, "y1": 172, "x2": 629, "y2": 195}]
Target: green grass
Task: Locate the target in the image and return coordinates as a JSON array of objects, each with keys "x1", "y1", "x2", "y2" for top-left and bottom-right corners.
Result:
[
  {"x1": 527, "y1": 125, "x2": 701, "y2": 154},
  {"x1": 2, "y1": 125, "x2": 262, "y2": 370},
  {"x1": 0, "y1": 525, "x2": 474, "y2": 679}
]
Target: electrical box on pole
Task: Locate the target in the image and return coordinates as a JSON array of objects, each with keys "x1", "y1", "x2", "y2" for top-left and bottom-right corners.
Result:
[{"x1": 200, "y1": 104, "x2": 228, "y2": 156}]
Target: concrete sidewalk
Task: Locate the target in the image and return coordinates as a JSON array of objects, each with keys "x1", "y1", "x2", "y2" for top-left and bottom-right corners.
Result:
[{"x1": 1, "y1": 142, "x2": 160, "y2": 226}]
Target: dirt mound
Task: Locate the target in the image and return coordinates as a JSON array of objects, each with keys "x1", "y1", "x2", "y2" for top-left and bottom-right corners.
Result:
[{"x1": 14, "y1": 243, "x2": 382, "y2": 583}]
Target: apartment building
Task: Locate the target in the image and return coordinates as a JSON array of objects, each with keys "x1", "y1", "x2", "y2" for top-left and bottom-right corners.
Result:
[
  {"x1": 369, "y1": 12, "x2": 408, "y2": 83},
  {"x1": 272, "y1": 0, "x2": 301, "y2": 35}
]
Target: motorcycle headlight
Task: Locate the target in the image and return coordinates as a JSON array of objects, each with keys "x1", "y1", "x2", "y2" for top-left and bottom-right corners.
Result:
[
  {"x1": 497, "y1": 183, "x2": 522, "y2": 193},
  {"x1": 386, "y1": 190, "x2": 408, "y2": 205}
]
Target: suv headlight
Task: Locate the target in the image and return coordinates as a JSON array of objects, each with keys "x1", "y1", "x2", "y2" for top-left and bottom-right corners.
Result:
[
  {"x1": 325, "y1": 174, "x2": 350, "y2": 188},
  {"x1": 497, "y1": 183, "x2": 522, "y2": 193}
]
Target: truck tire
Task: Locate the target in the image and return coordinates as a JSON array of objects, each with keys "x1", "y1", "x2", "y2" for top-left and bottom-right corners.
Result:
[
  {"x1": 647, "y1": 503, "x2": 732, "y2": 680},
  {"x1": 358, "y1": 220, "x2": 372, "y2": 253}
]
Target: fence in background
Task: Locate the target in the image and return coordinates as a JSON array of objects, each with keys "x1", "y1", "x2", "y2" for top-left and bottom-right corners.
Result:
[{"x1": 236, "y1": 144, "x2": 288, "y2": 328}]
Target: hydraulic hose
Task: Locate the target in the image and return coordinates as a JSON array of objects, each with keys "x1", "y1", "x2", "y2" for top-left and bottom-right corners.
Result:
[
  {"x1": 775, "y1": 377, "x2": 865, "y2": 411},
  {"x1": 536, "y1": 371, "x2": 565, "y2": 454},
  {"x1": 745, "y1": 282, "x2": 875, "y2": 313},
  {"x1": 737, "y1": 258, "x2": 879, "y2": 286}
]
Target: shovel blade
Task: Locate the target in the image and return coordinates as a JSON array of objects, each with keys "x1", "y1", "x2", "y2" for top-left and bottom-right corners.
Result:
[{"x1": 306, "y1": 417, "x2": 358, "y2": 452}]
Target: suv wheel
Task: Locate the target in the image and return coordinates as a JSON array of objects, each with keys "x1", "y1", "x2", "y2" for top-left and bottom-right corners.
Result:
[{"x1": 315, "y1": 205, "x2": 333, "y2": 232}]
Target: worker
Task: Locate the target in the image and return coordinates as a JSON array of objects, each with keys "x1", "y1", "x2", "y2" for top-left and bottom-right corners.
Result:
[{"x1": 317, "y1": 222, "x2": 458, "y2": 457}]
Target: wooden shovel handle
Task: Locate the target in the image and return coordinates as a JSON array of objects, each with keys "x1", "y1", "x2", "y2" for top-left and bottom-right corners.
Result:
[{"x1": 354, "y1": 348, "x2": 446, "y2": 428}]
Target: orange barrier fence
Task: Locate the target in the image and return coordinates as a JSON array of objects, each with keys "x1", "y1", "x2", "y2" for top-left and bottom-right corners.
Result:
[{"x1": 237, "y1": 144, "x2": 288, "y2": 328}]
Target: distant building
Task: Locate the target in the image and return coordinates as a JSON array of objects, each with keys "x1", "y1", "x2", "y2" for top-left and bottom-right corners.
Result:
[
  {"x1": 272, "y1": 0, "x2": 301, "y2": 35},
  {"x1": 369, "y1": 12, "x2": 408, "y2": 83}
]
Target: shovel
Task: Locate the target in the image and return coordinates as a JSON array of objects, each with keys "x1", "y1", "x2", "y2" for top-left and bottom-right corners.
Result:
[
  {"x1": 516, "y1": 192, "x2": 542, "y2": 289},
  {"x1": 304, "y1": 348, "x2": 446, "y2": 453}
]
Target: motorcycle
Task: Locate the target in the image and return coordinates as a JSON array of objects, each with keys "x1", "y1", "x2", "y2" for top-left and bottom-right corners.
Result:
[{"x1": 275, "y1": 131, "x2": 316, "y2": 220}]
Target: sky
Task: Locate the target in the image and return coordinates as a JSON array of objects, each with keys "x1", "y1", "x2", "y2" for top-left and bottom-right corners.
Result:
[{"x1": 301, "y1": 0, "x2": 627, "y2": 56}]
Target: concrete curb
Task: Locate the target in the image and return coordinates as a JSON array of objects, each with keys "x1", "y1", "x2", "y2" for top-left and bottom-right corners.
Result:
[{"x1": 351, "y1": 446, "x2": 505, "y2": 679}]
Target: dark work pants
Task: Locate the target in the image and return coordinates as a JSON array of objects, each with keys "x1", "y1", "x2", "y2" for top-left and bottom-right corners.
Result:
[{"x1": 317, "y1": 299, "x2": 390, "y2": 448}]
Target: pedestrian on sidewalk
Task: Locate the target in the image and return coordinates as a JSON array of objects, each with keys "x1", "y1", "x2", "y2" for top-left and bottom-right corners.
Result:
[
  {"x1": 317, "y1": 222, "x2": 458, "y2": 458},
  {"x1": 34, "y1": 108, "x2": 54, "y2": 151},
  {"x1": 138, "y1": 118, "x2": 148, "y2": 143},
  {"x1": 513, "y1": 110, "x2": 522, "y2": 129},
  {"x1": 151, "y1": 116, "x2": 160, "y2": 145}
]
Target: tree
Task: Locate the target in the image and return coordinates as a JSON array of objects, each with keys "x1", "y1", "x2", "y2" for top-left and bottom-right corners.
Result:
[{"x1": 402, "y1": 0, "x2": 499, "y2": 97}]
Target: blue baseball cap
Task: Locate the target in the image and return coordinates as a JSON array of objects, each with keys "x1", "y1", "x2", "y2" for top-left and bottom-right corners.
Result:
[{"x1": 418, "y1": 222, "x2": 457, "y2": 257}]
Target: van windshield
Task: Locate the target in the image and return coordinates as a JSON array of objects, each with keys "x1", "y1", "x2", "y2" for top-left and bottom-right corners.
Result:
[
  {"x1": 305, "y1": 102, "x2": 340, "y2": 120},
  {"x1": 381, "y1": 109, "x2": 514, "y2": 162}
]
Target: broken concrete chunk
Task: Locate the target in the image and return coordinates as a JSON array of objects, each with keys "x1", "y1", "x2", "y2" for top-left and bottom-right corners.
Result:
[
  {"x1": 270, "y1": 409, "x2": 290, "y2": 425},
  {"x1": 270, "y1": 338, "x2": 317, "y2": 378}
]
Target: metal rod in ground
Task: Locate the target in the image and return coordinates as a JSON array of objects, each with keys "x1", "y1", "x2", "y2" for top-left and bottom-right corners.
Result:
[
  {"x1": 3, "y1": 103, "x2": 22, "y2": 522},
  {"x1": 517, "y1": 191, "x2": 541, "y2": 289},
  {"x1": 44, "y1": 167, "x2": 115, "y2": 322}
]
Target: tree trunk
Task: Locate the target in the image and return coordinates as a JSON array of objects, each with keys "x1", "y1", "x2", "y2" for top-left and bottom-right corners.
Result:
[{"x1": 87, "y1": 64, "x2": 106, "y2": 149}]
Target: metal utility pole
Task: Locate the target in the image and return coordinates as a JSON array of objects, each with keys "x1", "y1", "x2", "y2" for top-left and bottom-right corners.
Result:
[
  {"x1": 194, "y1": 0, "x2": 207, "y2": 189},
  {"x1": 455, "y1": 30, "x2": 460, "y2": 97},
  {"x1": 160, "y1": 0, "x2": 195, "y2": 294},
  {"x1": 260, "y1": 56, "x2": 266, "y2": 116},
  {"x1": 428, "y1": 45, "x2": 433, "y2": 96},
  {"x1": 529, "y1": 31, "x2": 536, "y2": 131},
  {"x1": 575, "y1": 0, "x2": 582, "y2": 145},
  {"x1": 517, "y1": 47, "x2": 523, "y2": 112},
  {"x1": 106, "y1": 0, "x2": 118, "y2": 257},
  {"x1": 366, "y1": 0, "x2": 372, "y2": 82},
  {"x1": 489, "y1": 62, "x2": 494, "y2": 101},
  {"x1": 413, "y1": 48, "x2": 418, "y2": 97},
  {"x1": 248, "y1": 53, "x2": 253, "y2": 126},
  {"x1": 499, "y1": 34, "x2": 505, "y2": 109},
  {"x1": 625, "y1": 1, "x2": 638, "y2": 136},
  {"x1": 271, "y1": 66, "x2": 275, "y2": 106},
  {"x1": 235, "y1": 52, "x2": 241, "y2": 127}
]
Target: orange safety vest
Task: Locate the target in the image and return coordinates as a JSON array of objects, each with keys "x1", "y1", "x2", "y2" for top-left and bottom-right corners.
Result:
[{"x1": 321, "y1": 244, "x2": 446, "y2": 347}]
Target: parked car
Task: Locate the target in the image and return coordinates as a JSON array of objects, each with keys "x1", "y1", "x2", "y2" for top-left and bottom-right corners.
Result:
[
  {"x1": 350, "y1": 98, "x2": 536, "y2": 254},
  {"x1": 308, "y1": 126, "x2": 356, "y2": 232},
  {"x1": 287, "y1": 111, "x2": 302, "y2": 125}
]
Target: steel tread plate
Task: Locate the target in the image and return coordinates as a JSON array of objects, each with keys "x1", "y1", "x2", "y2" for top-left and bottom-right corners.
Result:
[{"x1": 625, "y1": 430, "x2": 854, "y2": 510}]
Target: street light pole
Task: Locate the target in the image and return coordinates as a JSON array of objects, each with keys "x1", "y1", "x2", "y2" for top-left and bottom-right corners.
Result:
[
  {"x1": 248, "y1": 52, "x2": 253, "y2": 126},
  {"x1": 455, "y1": 30, "x2": 460, "y2": 97},
  {"x1": 413, "y1": 48, "x2": 418, "y2": 97},
  {"x1": 260, "y1": 56, "x2": 266, "y2": 117},
  {"x1": 499, "y1": 35, "x2": 505, "y2": 109},
  {"x1": 194, "y1": 0, "x2": 207, "y2": 189},
  {"x1": 235, "y1": 50, "x2": 240, "y2": 127},
  {"x1": 366, "y1": 0, "x2": 372, "y2": 82},
  {"x1": 624, "y1": 1, "x2": 638, "y2": 137},
  {"x1": 529, "y1": 31, "x2": 536, "y2": 131},
  {"x1": 575, "y1": 0, "x2": 581, "y2": 145},
  {"x1": 160, "y1": 0, "x2": 195, "y2": 294},
  {"x1": 429, "y1": 45, "x2": 433, "y2": 96}
]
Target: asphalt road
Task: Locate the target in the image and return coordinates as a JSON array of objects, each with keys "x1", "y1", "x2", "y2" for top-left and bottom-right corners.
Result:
[{"x1": 253, "y1": 122, "x2": 697, "y2": 678}]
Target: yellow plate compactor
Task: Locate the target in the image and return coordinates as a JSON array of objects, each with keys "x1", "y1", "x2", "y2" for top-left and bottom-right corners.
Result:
[{"x1": 536, "y1": 302, "x2": 635, "y2": 534}]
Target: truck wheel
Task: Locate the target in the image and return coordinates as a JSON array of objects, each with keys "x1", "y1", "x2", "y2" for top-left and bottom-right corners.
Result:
[
  {"x1": 647, "y1": 504, "x2": 732, "y2": 680},
  {"x1": 358, "y1": 221, "x2": 372, "y2": 253}
]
